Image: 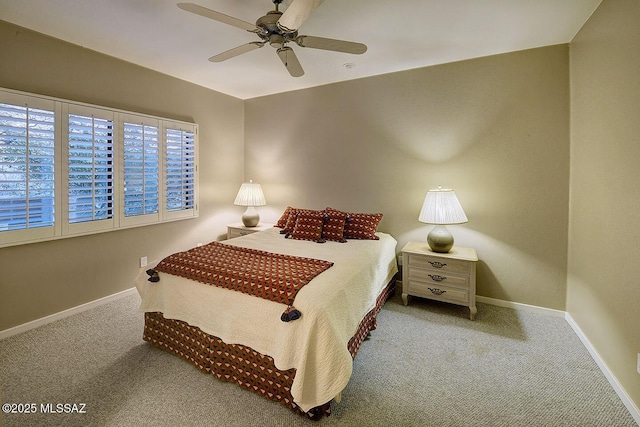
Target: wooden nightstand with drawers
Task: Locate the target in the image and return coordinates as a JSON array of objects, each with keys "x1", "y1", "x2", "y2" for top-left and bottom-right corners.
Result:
[{"x1": 401, "y1": 242, "x2": 478, "y2": 320}]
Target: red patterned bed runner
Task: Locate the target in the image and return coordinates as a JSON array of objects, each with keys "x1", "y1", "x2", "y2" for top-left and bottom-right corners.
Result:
[{"x1": 154, "y1": 242, "x2": 333, "y2": 307}]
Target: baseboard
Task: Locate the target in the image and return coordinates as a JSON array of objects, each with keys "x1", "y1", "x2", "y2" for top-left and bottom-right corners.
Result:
[
  {"x1": 565, "y1": 313, "x2": 640, "y2": 425},
  {"x1": 475, "y1": 295, "x2": 566, "y2": 318},
  {"x1": 0, "y1": 287, "x2": 137, "y2": 340},
  {"x1": 395, "y1": 282, "x2": 566, "y2": 318}
]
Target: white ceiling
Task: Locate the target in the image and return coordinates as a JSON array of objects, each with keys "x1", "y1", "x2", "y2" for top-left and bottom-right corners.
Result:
[{"x1": 0, "y1": 0, "x2": 602, "y2": 100}]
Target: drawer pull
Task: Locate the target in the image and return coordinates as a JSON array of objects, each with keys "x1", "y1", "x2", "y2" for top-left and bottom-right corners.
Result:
[
  {"x1": 429, "y1": 261, "x2": 447, "y2": 268},
  {"x1": 428, "y1": 287, "x2": 446, "y2": 296},
  {"x1": 428, "y1": 274, "x2": 447, "y2": 282}
]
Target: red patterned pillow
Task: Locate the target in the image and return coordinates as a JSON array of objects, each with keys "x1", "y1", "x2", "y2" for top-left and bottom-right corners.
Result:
[
  {"x1": 326, "y1": 207, "x2": 382, "y2": 240},
  {"x1": 275, "y1": 206, "x2": 293, "y2": 228},
  {"x1": 290, "y1": 211, "x2": 325, "y2": 243},
  {"x1": 282, "y1": 210, "x2": 297, "y2": 234},
  {"x1": 321, "y1": 210, "x2": 348, "y2": 242},
  {"x1": 282, "y1": 208, "x2": 321, "y2": 234}
]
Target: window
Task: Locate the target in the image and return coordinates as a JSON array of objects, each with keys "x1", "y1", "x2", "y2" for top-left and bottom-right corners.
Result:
[
  {"x1": 0, "y1": 88, "x2": 198, "y2": 248},
  {"x1": 0, "y1": 92, "x2": 59, "y2": 246},
  {"x1": 123, "y1": 121, "x2": 159, "y2": 219},
  {"x1": 165, "y1": 126, "x2": 196, "y2": 217},
  {"x1": 68, "y1": 112, "x2": 114, "y2": 224},
  {"x1": 0, "y1": 97, "x2": 57, "y2": 245}
]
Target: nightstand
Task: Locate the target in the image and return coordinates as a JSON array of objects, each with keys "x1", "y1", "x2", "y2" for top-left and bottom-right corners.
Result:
[
  {"x1": 401, "y1": 242, "x2": 478, "y2": 320},
  {"x1": 227, "y1": 222, "x2": 273, "y2": 239}
]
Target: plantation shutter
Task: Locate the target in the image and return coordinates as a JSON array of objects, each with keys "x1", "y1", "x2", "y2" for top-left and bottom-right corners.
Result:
[
  {"x1": 123, "y1": 121, "x2": 159, "y2": 217},
  {"x1": 68, "y1": 113, "x2": 114, "y2": 225},
  {"x1": 0, "y1": 102, "x2": 55, "y2": 232},
  {"x1": 165, "y1": 127, "x2": 195, "y2": 213}
]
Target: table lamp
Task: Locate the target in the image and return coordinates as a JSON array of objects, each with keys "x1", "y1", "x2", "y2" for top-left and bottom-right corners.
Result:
[
  {"x1": 418, "y1": 186, "x2": 468, "y2": 253},
  {"x1": 234, "y1": 180, "x2": 266, "y2": 227}
]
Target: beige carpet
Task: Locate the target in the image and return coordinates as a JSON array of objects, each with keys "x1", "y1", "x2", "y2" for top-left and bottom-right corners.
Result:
[{"x1": 0, "y1": 291, "x2": 636, "y2": 426}]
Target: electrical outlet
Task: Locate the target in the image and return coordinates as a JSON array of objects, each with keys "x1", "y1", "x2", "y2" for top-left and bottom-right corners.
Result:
[{"x1": 140, "y1": 256, "x2": 147, "y2": 268}]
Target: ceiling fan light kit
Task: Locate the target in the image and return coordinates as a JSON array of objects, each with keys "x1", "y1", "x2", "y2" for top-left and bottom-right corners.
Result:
[{"x1": 178, "y1": 0, "x2": 367, "y2": 77}]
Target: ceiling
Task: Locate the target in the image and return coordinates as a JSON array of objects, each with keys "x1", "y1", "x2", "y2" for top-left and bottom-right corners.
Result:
[{"x1": 0, "y1": 0, "x2": 602, "y2": 100}]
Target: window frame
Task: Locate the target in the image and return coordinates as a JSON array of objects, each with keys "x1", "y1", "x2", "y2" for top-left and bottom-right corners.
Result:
[{"x1": 0, "y1": 87, "x2": 198, "y2": 248}]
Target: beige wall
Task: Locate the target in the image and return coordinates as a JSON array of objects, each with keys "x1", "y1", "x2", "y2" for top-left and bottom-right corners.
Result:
[
  {"x1": 2, "y1": 2, "x2": 637, "y2": 416},
  {"x1": 569, "y1": 0, "x2": 640, "y2": 412},
  {"x1": 245, "y1": 45, "x2": 571, "y2": 310},
  {"x1": 0, "y1": 21, "x2": 245, "y2": 330}
]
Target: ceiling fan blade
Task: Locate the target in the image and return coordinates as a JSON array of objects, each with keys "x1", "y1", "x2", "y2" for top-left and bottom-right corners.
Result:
[
  {"x1": 277, "y1": 0, "x2": 325, "y2": 32},
  {"x1": 295, "y1": 35, "x2": 367, "y2": 54},
  {"x1": 277, "y1": 47, "x2": 304, "y2": 77},
  {"x1": 177, "y1": 3, "x2": 260, "y2": 33},
  {"x1": 209, "y1": 42, "x2": 265, "y2": 62}
]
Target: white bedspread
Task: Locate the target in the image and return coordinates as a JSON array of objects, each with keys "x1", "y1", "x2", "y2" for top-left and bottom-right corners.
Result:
[{"x1": 135, "y1": 227, "x2": 398, "y2": 412}]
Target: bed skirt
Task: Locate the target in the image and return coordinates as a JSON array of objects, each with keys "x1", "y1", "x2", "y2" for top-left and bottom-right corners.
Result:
[{"x1": 142, "y1": 277, "x2": 396, "y2": 420}]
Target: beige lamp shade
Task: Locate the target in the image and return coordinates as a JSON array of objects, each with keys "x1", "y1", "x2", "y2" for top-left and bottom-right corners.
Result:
[
  {"x1": 234, "y1": 180, "x2": 266, "y2": 207},
  {"x1": 419, "y1": 187, "x2": 468, "y2": 225},
  {"x1": 234, "y1": 180, "x2": 266, "y2": 227},
  {"x1": 418, "y1": 187, "x2": 468, "y2": 252}
]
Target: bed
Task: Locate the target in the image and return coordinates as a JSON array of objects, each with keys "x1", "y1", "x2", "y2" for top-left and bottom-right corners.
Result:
[{"x1": 135, "y1": 213, "x2": 398, "y2": 419}]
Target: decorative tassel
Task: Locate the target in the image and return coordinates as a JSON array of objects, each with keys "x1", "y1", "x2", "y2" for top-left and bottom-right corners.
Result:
[
  {"x1": 281, "y1": 305, "x2": 302, "y2": 322},
  {"x1": 146, "y1": 269, "x2": 160, "y2": 282}
]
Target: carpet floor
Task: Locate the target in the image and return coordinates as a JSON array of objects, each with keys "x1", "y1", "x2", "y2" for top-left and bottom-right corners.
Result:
[{"x1": 0, "y1": 290, "x2": 636, "y2": 426}]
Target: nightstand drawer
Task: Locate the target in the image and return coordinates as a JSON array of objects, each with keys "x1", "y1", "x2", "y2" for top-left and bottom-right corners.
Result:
[
  {"x1": 228, "y1": 228, "x2": 252, "y2": 239},
  {"x1": 407, "y1": 281, "x2": 469, "y2": 304},
  {"x1": 407, "y1": 267, "x2": 469, "y2": 289},
  {"x1": 227, "y1": 223, "x2": 273, "y2": 239},
  {"x1": 407, "y1": 253, "x2": 470, "y2": 274}
]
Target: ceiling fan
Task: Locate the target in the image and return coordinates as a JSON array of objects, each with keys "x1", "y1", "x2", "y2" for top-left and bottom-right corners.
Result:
[{"x1": 177, "y1": 0, "x2": 367, "y2": 77}]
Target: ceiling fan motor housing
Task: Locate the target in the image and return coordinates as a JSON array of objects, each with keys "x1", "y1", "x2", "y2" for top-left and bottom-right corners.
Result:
[{"x1": 256, "y1": 10, "x2": 297, "y2": 48}]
